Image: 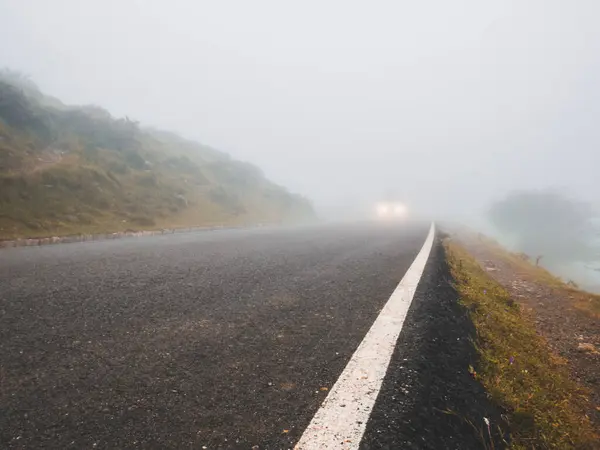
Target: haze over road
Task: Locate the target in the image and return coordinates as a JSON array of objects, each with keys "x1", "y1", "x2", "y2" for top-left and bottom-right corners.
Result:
[{"x1": 0, "y1": 223, "x2": 500, "y2": 449}]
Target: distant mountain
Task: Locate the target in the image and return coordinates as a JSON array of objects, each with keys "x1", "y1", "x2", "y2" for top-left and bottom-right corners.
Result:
[{"x1": 0, "y1": 69, "x2": 315, "y2": 239}]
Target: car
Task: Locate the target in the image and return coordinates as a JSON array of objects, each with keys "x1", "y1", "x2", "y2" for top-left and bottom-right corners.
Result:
[{"x1": 375, "y1": 201, "x2": 408, "y2": 219}]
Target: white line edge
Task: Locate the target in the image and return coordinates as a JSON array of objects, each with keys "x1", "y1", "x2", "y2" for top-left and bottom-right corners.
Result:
[{"x1": 294, "y1": 222, "x2": 436, "y2": 450}]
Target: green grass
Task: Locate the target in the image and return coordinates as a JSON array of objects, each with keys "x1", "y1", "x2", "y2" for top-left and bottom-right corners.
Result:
[{"x1": 445, "y1": 240, "x2": 598, "y2": 449}]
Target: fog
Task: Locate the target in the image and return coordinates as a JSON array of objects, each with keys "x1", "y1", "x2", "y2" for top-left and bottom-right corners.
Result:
[{"x1": 1, "y1": 0, "x2": 599, "y2": 222}]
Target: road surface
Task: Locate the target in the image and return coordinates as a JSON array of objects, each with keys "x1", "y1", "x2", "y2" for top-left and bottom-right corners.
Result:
[{"x1": 0, "y1": 222, "x2": 503, "y2": 449}]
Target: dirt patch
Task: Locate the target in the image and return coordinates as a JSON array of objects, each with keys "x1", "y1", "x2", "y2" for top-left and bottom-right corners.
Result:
[
  {"x1": 453, "y1": 230, "x2": 600, "y2": 432},
  {"x1": 26, "y1": 148, "x2": 66, "y2": 173}
]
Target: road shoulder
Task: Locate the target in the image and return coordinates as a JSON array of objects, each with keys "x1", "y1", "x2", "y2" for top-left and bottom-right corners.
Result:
[
  {"x1": 360, "y1": 235, "x2": 507, "y2": 449},
  {"x1": 444, "y1": 235, "x2": 598, "y2": 449}
]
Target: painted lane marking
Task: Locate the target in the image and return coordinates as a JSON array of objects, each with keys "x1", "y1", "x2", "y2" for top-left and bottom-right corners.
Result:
[{"x1": 295, "y1": 222, "x2": 436, "y2": 449}]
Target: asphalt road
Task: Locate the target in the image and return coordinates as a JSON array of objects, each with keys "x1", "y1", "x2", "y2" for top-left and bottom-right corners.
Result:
[{"x1": 0, "y1": 221, "x2": 432, "y2": 449}]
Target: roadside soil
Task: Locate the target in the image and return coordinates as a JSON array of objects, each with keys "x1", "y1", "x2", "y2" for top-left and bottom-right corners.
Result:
[{"x1": 455, "y1": 230, "x2": 600, "y2": 430}]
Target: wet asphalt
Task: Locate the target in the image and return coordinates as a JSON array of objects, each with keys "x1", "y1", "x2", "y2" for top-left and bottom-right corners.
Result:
[{"x1": 1, "y1": 222, "x2": 433, "y2": 449}]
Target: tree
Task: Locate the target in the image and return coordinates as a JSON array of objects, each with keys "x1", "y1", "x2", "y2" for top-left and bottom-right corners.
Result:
[{"x1": 488, "y1": 189, "x2": 599, "y2": 265}]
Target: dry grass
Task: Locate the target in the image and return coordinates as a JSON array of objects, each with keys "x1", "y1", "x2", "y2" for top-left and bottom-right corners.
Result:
[
  {"x1": 0, "y1": 157, "x2": 306, "y2": 240},
  {"x1": 0, "y1": 84, "x2": 315, "y2": 240},
  {"x1": 445, "y1": 240, "x2": 598, "y2": 449}
]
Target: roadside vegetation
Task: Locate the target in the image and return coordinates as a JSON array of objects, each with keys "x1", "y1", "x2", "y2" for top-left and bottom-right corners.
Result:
[
  {"x1": 488, "y1": 188, "x2": 600, "y2": 294},
  {"x1": 0, "y1": 69, "x2": 315, "y2": 240},
  {"x1": 445, "y1": 240, "x2": 598, "y2": 449},
  {"x1": 477, "y1": 233, "x2": 600, "y2": 318}
]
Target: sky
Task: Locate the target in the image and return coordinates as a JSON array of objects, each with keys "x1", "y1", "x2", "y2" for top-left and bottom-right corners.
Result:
[{"x1": 1, "y1": 0, "x2": 599, "y2": 220}]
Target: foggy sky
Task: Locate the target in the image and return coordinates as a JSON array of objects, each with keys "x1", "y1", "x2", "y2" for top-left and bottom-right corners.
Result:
[{"x1": 1, "y1": 0, "x2": 599, "y2": 220}]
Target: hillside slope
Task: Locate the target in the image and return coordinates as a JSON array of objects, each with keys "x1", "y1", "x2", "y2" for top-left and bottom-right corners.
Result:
[{"x1": 0, "y1": 70, "x2": 315, "y2": 239}]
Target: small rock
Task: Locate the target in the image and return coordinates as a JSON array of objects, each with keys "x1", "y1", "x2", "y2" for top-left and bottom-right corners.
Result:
[{"x1": 577, "y1": 343, "x2": 597, "y2": 353}]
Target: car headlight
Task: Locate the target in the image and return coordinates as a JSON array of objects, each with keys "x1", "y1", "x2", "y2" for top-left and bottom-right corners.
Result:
[
  {"x1": 376, "y1": 203, "x2": 389, "y2": 216},
  {"x1": 393, "y1": 204, "x2": 407, "y2": 216}
]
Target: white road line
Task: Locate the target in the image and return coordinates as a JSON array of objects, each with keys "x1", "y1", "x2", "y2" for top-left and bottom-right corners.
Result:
[{"x1": 295, "y1": 222, "x2": 436, "y2": 450}]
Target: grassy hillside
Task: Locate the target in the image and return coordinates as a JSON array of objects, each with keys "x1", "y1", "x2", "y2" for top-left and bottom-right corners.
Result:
[{"x1": 0, "y1": 70, "x2": 315, "y2": 239}]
